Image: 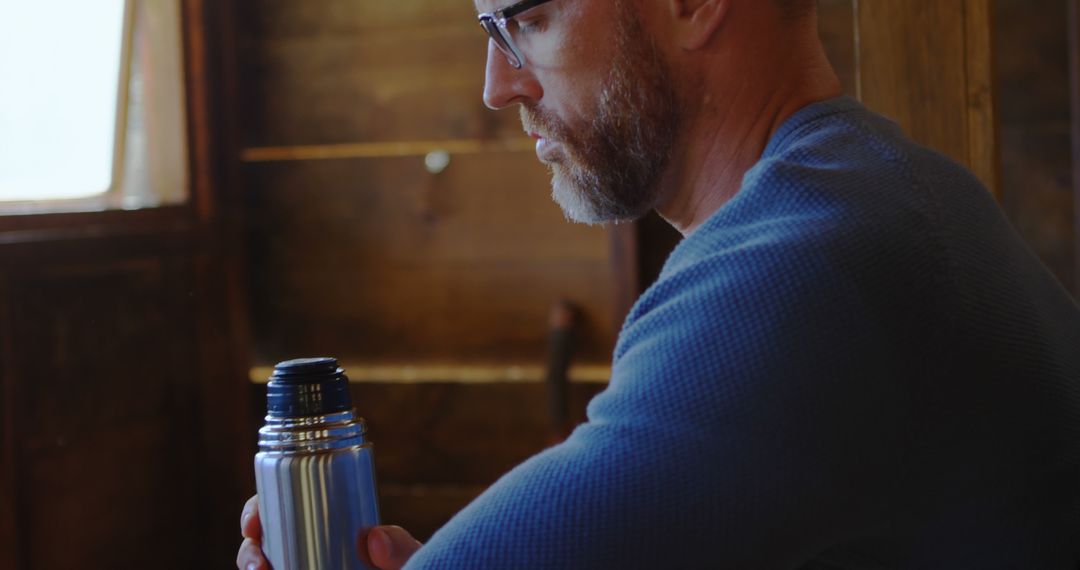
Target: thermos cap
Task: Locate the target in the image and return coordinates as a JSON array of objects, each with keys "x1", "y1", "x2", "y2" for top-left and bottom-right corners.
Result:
[{"x1": 266, "y1": 357, "x2": 353, "y2": 418}]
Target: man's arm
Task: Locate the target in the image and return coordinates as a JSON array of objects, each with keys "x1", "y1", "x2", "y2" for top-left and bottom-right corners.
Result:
[{"x1": 406, "y1": 231, "x2": 913, "y2": 569}]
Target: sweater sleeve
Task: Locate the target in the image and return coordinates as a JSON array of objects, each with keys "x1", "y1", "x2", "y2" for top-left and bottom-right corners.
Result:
[{"x1": 403, "y1": 222, "x2": 914, "y2": 569}]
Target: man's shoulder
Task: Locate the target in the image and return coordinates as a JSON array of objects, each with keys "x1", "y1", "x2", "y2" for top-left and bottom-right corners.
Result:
[
  {"x1": 753, "y1": 97, "x2": 987, "y2": 205},
  {"x1": 617, "y1": 164, "x2": 953, "y2": 367}
]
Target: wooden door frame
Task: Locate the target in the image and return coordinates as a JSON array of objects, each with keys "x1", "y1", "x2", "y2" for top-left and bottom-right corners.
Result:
[{"x1": 1070, "y1": 0, "x2": 1080, "y2": 298}]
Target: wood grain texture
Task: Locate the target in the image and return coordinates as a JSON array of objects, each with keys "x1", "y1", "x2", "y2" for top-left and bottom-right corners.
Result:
[
  {"x1": 4, "y1": 255, "x2": 204, "y2": 569},
  {"x1": 20, "y1": 419, "x2": 198, "y2": 569},
  {"x1": 1071, "y1": 0, "x2": 1080, "y2": 296},
  {"x1": 818, "y1": 0, "x2": 857, "y2": 95},
  {"x1": 0, "y1": 279, "x2": 19, "y2": 570},
  {"x1": 245, "y1": 153, "x2": 617, "y2": 366},
  {"x1": 352, "y1": 382, "x2": 605, "y2": 486},
  {"x1": 855, "y1": 0, "x2": 999, "y2": 194},
  {"x1": 235, "y1": 0, "x2": 521, "y2": 147},
  {"x1": 997, "y1": 0, "x2": 1075, "y2": 294},
  {"x1": 964, "y1": 0, "x2": 999, "y2": 197},
  {"x1": 0, "y1": 2, "x2": 253, "y2": 567}
]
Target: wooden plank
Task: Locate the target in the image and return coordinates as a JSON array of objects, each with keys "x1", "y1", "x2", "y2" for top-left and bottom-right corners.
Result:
[
  {"x1": 236, "y1": 0, "x2": 520, "y2": 146},
  {"x1": 11, "y1": 260, "x2": 177, "y2": 441},
  {"x1": 183, "y1": 0, "x2": 217, "y2": 220},
  {"x1": 19, "y1": 419, "x2": 199, "y2": 569},
  {"x1": 818, "y1": 0, "x2": 857, "y2": 95},
  {"x1": 964, "y1": 0, "x2": 999, "y2": 199},
  {"x1": 854, "y1": 0, "x2": 999, "y2": 194},
  {"x1": 245, "y1": 153, "x2": 618, "y2": 365},
  {"x1": 607, "y1": 224, "x2": 640, "y2": 332},
  {"x1": 242, "y1": 138, "x2": 534, "y2": 162},
  {"x1": 353, "y1": 381, "x2": 606, "y2": 486},
  {"x1": 0, "y1": 278, "x2": 20, "y2": 570},
  {"x1": 190, "y1": 253, "x2": 260, "y2": 567},
  {"x1": 4, "y1": 256, "x2": 206, "y2": 569},
  {"x1": 997, "y1": 0, "x2": 1075, "y2": 293},
  {"x1": 1071, "y1": 0, "x2": 1080, "y2": 297},
  {"x1": 250, "y1": 363, "x2": 611, "y2": 384}
]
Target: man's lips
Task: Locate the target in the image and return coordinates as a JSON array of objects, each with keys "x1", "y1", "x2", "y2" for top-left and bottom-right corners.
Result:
[
  {"x1": 525, "y1": 130, "x2": 560, "y2": 162},
  {"x1": 535, "y1": 137, "x2": 559, "y2": 163}
]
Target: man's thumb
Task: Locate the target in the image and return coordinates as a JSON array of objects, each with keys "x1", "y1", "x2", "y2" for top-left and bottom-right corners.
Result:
[{"x1": 363, "y1": 525, "x2": 423, "y2": 570}]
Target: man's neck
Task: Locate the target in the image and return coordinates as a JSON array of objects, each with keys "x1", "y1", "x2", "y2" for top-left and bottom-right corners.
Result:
[{"x1": 654, "y1": 33, "x2": 842, "y2": 236}]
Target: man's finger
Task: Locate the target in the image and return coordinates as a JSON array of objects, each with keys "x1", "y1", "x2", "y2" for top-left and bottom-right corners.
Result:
[
  {"x1": 364, "y1": 525, "x2": 423, "y2": 570},
  {"x1": 236, "y1": 537, "x2": 268, "y2": 570},
  {"x1": 241, "y1": 495, "x2": 261, "y2": 539}
]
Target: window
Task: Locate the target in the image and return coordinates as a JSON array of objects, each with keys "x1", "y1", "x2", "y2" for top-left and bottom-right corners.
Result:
[{"x1": 0, "y1": 0, "x2": 188, "y2": 213}]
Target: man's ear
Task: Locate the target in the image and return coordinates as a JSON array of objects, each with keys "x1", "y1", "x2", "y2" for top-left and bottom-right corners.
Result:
[{"x1": 669, "y1": 0, "x2": 731, "y2": 51}]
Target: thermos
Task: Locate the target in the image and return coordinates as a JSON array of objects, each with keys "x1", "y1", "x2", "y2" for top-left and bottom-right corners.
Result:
[{"x1": 255, "y1": 357, "x2": 381, "y2": 569}]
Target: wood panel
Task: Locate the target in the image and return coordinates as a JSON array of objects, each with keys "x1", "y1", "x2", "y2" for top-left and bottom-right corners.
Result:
[
  {"x1": 855, "y1": 0, "x2": 999, "y2": 195},
  {"x1": 20, "y1": 420, "x2": 196, "y2": 568},
  {"x1": 236, "y1": 0, "x2": 521, "y2": 147},
  {"x1": 354, "y1": 382, "x2": 604, "y2": 485},
  {"x1": 996, "y1": 0, "x2": 1074, "y2": 294},
  {"x1": 818, "y1": 0, "x2": 857, "y2": 96},
  {"x1": 0, "y1": 0, "x2": 253, "y2": 567},
  {"x1": 4, "y1": 256, "x2": 202, "y2": 569},
  {"x1": 0, "y1": 281, "x2": 18, "y2": 570},
  {"x1": 1071, "y1": 0, "x2": 1080, "y2": 297},
  {"x1": 245, "y1": 153, "x2": 617, "y2": 365},
  {"x1": 365, "y1": 380, "x2": 604, "y2": 539}
]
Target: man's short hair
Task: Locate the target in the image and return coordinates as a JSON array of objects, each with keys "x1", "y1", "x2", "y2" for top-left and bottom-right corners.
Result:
[{"x1": 773, "y1": 0, "x2": 816, "y2": 19}]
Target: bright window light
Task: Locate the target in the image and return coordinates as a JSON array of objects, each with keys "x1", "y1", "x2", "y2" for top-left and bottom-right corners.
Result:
[{"x1": 0, "y1": 0, "x2": 128, "y2": 201}]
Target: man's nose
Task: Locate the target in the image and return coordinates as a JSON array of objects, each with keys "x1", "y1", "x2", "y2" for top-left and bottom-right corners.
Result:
[{"x1": 482, "y1": 41, "x2": 542, "y2": 110}]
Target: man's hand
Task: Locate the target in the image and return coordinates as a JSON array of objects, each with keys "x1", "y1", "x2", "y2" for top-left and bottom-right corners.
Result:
[{"x1": 237, "y1": 495, "x2": 423, "y2": 570}]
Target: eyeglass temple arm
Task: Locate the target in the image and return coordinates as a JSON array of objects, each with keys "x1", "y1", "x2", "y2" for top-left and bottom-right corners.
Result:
[{"x1": 498, "y1": 0, "x2": 555, "y2": 19}]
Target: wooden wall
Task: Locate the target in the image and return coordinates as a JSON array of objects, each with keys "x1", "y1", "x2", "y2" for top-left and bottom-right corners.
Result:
[
  {"x1": 236, "y1": 0, "x2": 619, "y2": 367},
  {"x1": 1, "y1": 234, "x2": 199, "y2": 569},
  {"x1": 3, "y1": 2, "x2": 1072, "y2": 569},
  {"x1": 996, "y1": 0, "x2": 1076, "y2": 294},
  {"x1": 227, "y1": 0, "x2": 1073, "y2": 555},
  {"x1": 854, "y1": 0, "x2": 998, "y2": 193},
  {"x1": 0, "y1": 1, "x2": 253, "y2": 568}
]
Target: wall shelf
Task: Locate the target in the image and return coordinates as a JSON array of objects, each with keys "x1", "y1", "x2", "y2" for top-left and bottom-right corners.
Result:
[
  {"x1": 241, "y1": 138, "x2": 534, "y2": 163},
  {"x1": 249, "y1": 362, "x2": 611, "y2": 384}
]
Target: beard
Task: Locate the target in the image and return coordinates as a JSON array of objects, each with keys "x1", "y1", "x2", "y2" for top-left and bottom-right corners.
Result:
[{"x1": 520, "y1": 5, "x2": 680, "y2": 225}]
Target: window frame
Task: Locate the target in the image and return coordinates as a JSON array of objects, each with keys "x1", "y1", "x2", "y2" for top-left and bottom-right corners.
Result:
[{"x1": 0, "y1": 0, "x2": 193, "y2": 220}]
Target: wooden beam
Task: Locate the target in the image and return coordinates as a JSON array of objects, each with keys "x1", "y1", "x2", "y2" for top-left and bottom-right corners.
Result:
[
  {"x1": 241, "y1": 138, "x2": 535, "y2": 163},
  {"x1": 250, "y1": 363, "x2": 612, "y2": 384},
  {"x1": 1070, "y1": 0, "x2": 1080, "y2": 298},
  {"x1": 0, "y1": 279, "x2": 21, "y2": 570},
  {"x1": 854, "y1": 0, "x2": 999, "y2": 197}
]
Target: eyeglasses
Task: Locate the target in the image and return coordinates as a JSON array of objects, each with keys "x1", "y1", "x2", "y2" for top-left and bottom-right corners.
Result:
[{"x1": 477, "y1": 0, "x2": 557, "y2": 70}]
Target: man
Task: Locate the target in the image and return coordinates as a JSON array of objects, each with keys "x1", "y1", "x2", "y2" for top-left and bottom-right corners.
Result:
[{"x1": 239, "y1": 0, "x2": 1080, "y2": 567}]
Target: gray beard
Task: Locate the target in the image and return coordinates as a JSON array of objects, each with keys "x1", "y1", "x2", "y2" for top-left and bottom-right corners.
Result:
[{"x1": 521, "y1": 10, "x2": 680, "y2": 225}]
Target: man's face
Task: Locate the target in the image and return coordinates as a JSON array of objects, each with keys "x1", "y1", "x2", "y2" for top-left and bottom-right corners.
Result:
[{"x1": 481, "y1": 0, "x2": 680, "y2": 224}]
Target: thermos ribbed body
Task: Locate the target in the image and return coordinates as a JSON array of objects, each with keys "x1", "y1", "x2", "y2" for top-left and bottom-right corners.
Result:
[
  {"x1": 255, "y1": 444, "x2": 380, "y2": 570},
  {"x1": 254, "y1": 358, "x2": 381, "y2": 570}
]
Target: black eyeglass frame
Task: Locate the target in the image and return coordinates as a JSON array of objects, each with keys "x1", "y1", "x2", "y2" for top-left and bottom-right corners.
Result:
[{"x1": 477, "y1": 0, "x2": 557, "y2": 69}]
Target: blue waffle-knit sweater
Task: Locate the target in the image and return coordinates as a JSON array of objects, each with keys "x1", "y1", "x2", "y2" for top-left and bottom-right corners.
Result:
[{"x1": 404, "y1": 97, "x2": 1080, "y2": 569}]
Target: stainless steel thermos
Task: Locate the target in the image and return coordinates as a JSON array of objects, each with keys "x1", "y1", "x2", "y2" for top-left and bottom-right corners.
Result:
[{"x1": 255, "y1": 357, "x2": 381, "y2": 569}]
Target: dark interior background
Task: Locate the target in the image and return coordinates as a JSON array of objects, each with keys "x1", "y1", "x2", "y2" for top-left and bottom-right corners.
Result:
[{"x1": 0, "y1": 1, "x2": 1076, "y2": 568}]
